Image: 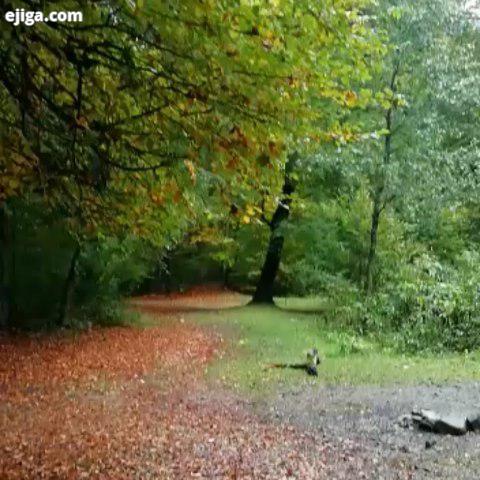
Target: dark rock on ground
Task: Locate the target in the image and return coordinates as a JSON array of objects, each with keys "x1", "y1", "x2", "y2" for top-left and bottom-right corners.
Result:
[
  {"x1": 411, "y1": 409, "x2": 468, "y2": 435},
  {"x1": 466, "y1": 412, "x2": 480, "y2": 431}
]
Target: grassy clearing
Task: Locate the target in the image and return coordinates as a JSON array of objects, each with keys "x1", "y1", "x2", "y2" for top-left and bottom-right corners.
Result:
[
  {"x1": 185, "y1": 301, "x2": 480, "y2": 394},
  {"x1": 274, "y1": 296, "x2": 329, "y2": 312}
]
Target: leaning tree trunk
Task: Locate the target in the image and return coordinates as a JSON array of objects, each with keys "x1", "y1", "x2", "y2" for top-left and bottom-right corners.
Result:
[
  {"x1": 57, "y1": 244, "x2": 81, "y2": 327},
  {"x1": 252, "y1": 234, "x2": 285, "y2": 303},
  {"x1": 251, "y1": 153, "x2": 298, "y2": 304}
]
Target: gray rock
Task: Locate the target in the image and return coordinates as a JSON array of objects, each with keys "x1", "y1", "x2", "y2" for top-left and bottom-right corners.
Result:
[
  {"x1": 411, "y1": 409, "x2": 468, "y2": 435},
  {"x1": 466, "y1": 411, "x2": 480, "y2": 431}
]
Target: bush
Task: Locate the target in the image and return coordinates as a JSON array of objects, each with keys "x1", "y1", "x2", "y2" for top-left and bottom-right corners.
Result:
[
  {"x1": 8, "y1": 199, "x2": 157, "y2": 328},
  {"x1": 75, "y1": 237, "x2": 157, "y2": 324},
  {"x1": 278, "y1": 176, "x2": 480, "y2": 354},
  {"x1": 358, "y1": 252, "x2": 480, "y2": 353}
]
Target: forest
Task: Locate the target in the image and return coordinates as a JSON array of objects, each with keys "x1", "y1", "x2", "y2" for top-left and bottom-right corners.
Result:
[{"x1": 1, "y1": 0, "x2": 480, "y2": 479}]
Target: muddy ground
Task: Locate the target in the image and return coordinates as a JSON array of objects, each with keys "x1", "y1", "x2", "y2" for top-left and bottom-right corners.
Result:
[{"x1": 259, "y1": 382, "x2": 480, "y2": 479}]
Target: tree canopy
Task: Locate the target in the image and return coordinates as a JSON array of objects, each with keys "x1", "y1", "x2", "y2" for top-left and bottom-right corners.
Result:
[{"x1": 1, "y1": 0, "x2": 382, "y2": 244}]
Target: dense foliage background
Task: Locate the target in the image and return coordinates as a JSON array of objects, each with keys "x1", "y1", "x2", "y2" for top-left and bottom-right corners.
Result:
[{"x1": 1, "y1": 0, "x2": 479, "y2": 353}]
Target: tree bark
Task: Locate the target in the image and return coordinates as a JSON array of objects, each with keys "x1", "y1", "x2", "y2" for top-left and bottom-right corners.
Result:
[
  {"x1": 251, "y1": 153, "x2": 298, "y2": 304},
  {"x1": 365, "y1": 193, "x2": 382, "y2": 294},
  {"x1": 57, "y1": 244, "x2": 81, "y2": 327},
  {"x1": 252, "y1": 234, "x2": 285, "y2": 303},
  {"x1": 364, "y1": 63, "x2": 398, "y2": 294}
]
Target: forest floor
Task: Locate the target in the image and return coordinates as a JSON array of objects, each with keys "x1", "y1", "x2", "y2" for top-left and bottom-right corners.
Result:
[{"x1": 1, "y1": 287, "x2": 479, "y2": 479}]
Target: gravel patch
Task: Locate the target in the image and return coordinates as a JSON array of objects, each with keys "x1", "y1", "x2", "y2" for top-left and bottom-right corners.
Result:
[{"x1": 258, "y1": 382, "x2": 480, "y2": 479}]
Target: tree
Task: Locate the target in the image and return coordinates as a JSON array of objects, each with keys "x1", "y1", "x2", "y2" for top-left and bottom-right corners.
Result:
[
  {"x1": 360, "y1": 0, "x2": 474, "y2": 292},
  {"x1": 364, "y1": 61, "x2": 399, "y2": 293},
  {"x1": 246, "y1": 2, "x2": 385, "y2": 303},
  {"x1": 0, "y1": 0, "x2": 383, "y2": 323},
  {"x1": 252, "y1": 152, "x2": 298, "y2": 303},
  {"x1": 268, "y1": 0, "x2": 479, "y2": 301},
  {"x1": 0, "y1": 0, "x2": 384, "y2": 321}
]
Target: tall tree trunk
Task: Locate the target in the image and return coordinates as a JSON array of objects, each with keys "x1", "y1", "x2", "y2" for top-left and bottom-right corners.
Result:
[
  {"x1": 364, "y1": 63, "x2": 399, "y2": 294},
  {"x1": 0, "y1": 204, "x2": 10, "y2": 329},
  {"x1": 57, "y1": 244, "x2": 81, "y2": 327},
  {"x1": 251, "y1": 153, "x2": 298, "y2": 304},
  {"x1": 365, "y1": 193, "x2": 382, "y2": 294}
]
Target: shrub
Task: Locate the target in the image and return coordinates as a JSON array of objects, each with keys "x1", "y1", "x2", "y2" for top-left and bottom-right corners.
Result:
[
  {"x1": 75, "y1": 237, "x2": 156, "y2": 324},
  {"x1": 359, "y1": 252, "x2": 480, "y2": 352}
]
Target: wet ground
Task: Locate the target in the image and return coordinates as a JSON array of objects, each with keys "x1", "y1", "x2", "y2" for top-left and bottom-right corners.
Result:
[{"x1": 261, "y1": 382, "x2": 480, "y2": 479}]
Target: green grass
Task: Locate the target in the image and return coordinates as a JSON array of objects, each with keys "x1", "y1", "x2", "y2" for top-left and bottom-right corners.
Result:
[
  {"x1": 274, "y1": 296, "x2": 329, "y2": 312},
  {"x1": 186, "y1": 302, "x2": 480, "y2": 394}
]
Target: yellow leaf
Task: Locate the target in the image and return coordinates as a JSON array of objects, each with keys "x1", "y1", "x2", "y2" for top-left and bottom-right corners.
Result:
[{"x1": 344, "y1": 90, "x2": 358, "y2": 107}]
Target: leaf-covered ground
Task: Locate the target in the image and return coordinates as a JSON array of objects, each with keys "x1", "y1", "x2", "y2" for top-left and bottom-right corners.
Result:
[{"x1": 0, "y1": 290, "x2": 410, "y2": 479}]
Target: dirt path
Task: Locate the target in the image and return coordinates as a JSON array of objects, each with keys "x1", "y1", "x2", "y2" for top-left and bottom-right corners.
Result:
[{"x1": 261, "y1": 383, "x2": 480, "y2": 479}]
